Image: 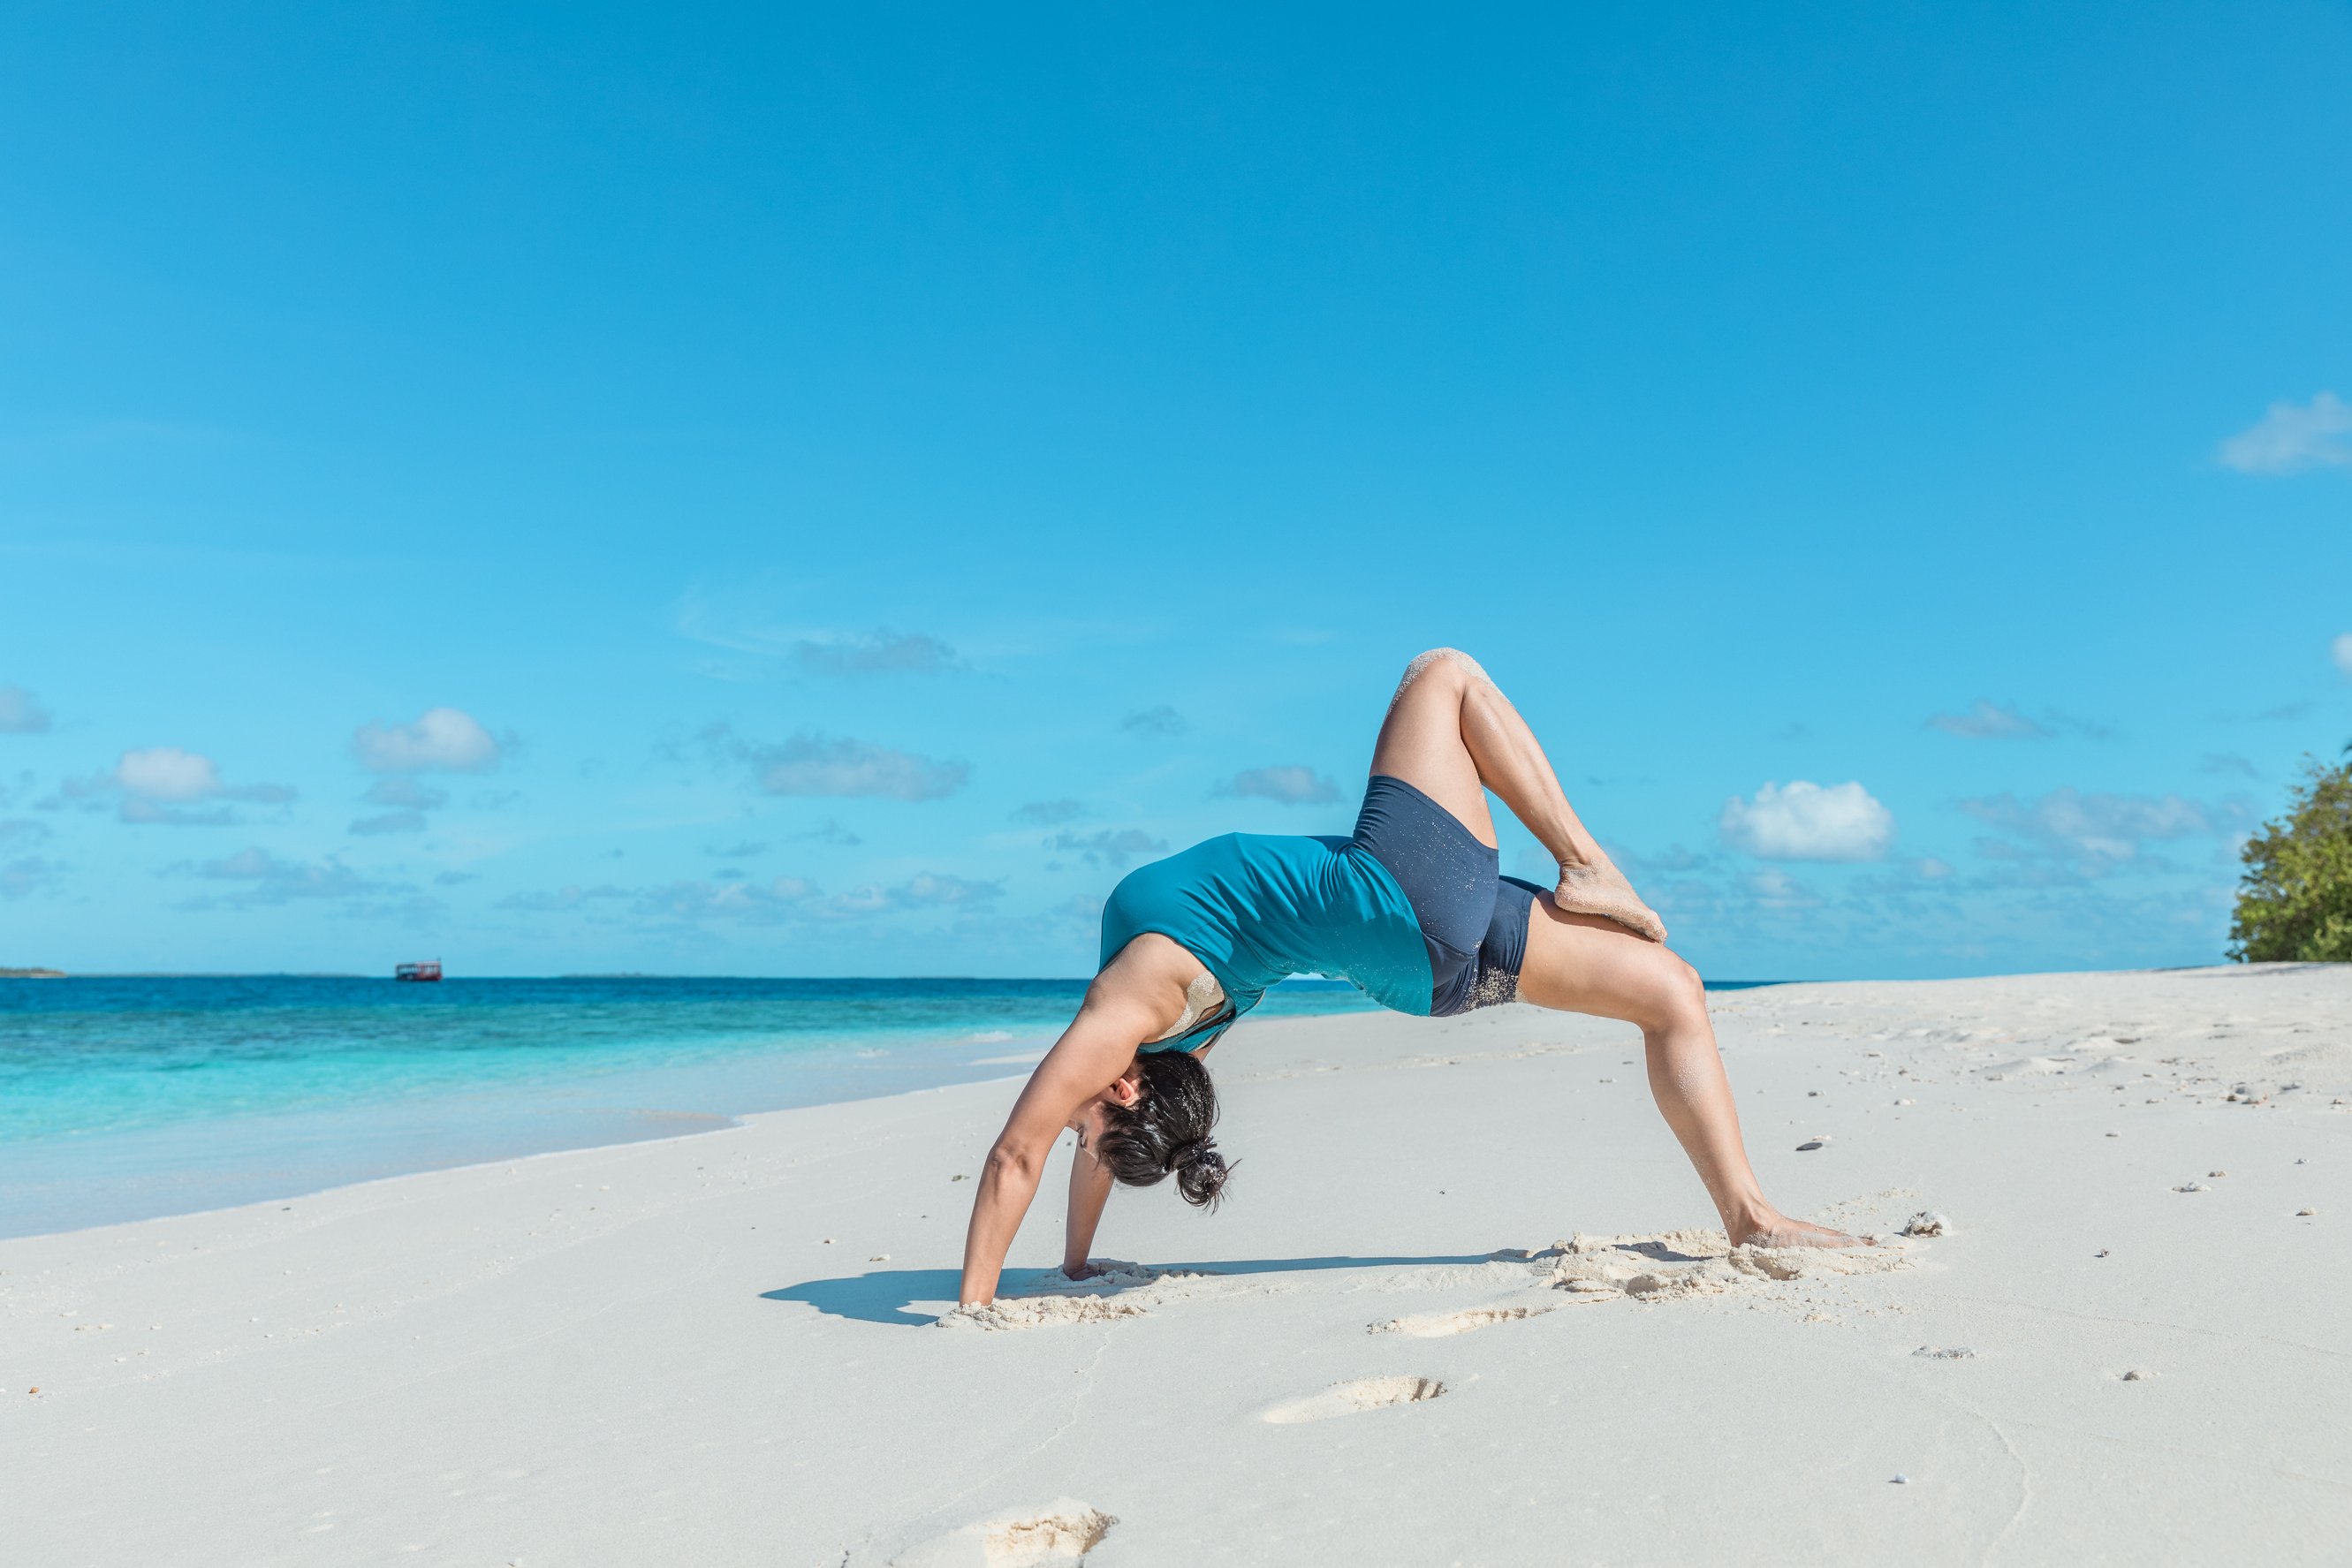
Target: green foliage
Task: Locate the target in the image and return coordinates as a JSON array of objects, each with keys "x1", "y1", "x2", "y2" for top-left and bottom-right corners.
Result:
[{"x1": 2229, "y1": 753, "x2": 2352, "y2": 962}]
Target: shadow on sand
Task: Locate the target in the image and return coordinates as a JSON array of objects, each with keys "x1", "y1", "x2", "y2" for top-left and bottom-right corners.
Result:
[{"x1": 761, "y1": 1253, "x2": 1511, "y2": 1327}]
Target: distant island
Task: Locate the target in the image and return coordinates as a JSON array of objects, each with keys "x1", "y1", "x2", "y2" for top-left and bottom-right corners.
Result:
[{"x1": 2, "y1": 966, "x2": 66, "y2": 979}]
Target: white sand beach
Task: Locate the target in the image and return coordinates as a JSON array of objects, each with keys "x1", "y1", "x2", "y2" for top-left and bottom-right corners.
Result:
[{"x1": 5, "y1": 964, "x2": 2349, "y2": 1565}]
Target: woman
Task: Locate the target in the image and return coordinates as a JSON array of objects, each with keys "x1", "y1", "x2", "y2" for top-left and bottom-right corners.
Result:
[{"x1": 959, "y1": 649, "x2": 1859, "y2": 1307}]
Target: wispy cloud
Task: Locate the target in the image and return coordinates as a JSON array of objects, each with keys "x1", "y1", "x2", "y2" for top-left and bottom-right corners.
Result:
[
  {"x1": 705, "y1": 839, "x2": 768, "y2": 859},
  {"x1": 1049, "y1": 828, "x2": 1169, "y2": 868},
  {"x1": 1, "y1": 853, "x2": 63, "y2": 899},
  {"x1": 495, "y1": 883, "x2": 630, "y2": 913},
  {"x1": 2199, "y1": 753, "x2": 2261, "y2": 779},
  {"x1": 702, "y1": 725, "x2": 968, "y2": 801},
  {"x1": 353, "y1": 708, "x2": 505, "y2": 773},
  {"x1": 364, "y1": 777, "x2": 449, "y2": 810},
  {"x1": 1719, "y1": 780, "x2": 1895, "y2": 861},
  {"x1": 673, "y1": 595, "x2": 967, "y2": 677},
  {"x1": 178, "y1": 847, "x2": 377, "y2": 905},
  {"x1": 632, "y1": 870, "x2": 1002, "y2": 925},
  {"x1": 0, "y1": 685, "x2": 53, "y2": 734},
  {"x1": 2334, "y1": 632, "x2": 2352, "y2": 680},
  {"x1": 786, "y1": 629, "x2": 963, "y2": 677},
  {"x1": 349, "y1": 810, "x2": 428, "y2": 837},
  {"x1": 1223, "y1": 765, "x2": 1341, "y2": 806},
  {"x1": 1960, "y1": 787, "x2": 2242, "y2": 871},
  {"x1": 1120, "y1": 705, "x2": 1187, "y2": 739},
  {"x1": 2219, "y1": 391, "x2": 2352, "y2": 475},
  {"x1": 1013, "y1": 799, "x2": 1083, "y2": 825},
  {"x1": 1928, "y1": 700, "x2": 2112, "y2": 741},
  {"x1": 1928, "y1": 700, "x2": 2052, "y2": 740}
]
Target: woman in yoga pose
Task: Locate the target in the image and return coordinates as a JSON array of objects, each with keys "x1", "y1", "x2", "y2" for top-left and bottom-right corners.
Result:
[{"x1": 958, "y1": 649, "x2": 1859, "y2": 1306}]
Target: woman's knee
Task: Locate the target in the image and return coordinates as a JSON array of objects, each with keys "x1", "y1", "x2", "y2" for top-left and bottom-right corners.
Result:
[
  {"x1": 1641, "y1": 951, "x2": 1711, "y2": 1034},
  {"x1": 1391, "y1": 648, "x2": 1485, "y2": 710}
]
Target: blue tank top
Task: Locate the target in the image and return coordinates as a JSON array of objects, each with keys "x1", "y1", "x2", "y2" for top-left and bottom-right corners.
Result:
[{"x1": 1099, "y1": 834, "x2": 1434, "y2": 1049}]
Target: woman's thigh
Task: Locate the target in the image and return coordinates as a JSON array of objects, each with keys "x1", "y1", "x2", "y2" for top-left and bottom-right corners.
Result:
[
  {"x1": 1514, "y1": 891, "x2": 1700, "y2": 1029},
  {"x1": 1367, "y1": 650, "x2": 1497, "y2": 847}
]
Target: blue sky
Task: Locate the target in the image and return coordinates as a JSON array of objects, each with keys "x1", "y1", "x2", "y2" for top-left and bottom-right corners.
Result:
[{"x1": 4, "y1": 2, "x2": 2348, "y2": 979}]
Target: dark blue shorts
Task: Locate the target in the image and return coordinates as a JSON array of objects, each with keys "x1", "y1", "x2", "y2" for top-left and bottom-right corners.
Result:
[{"x1": 1352, "y1": 775, "x2": 1544, "y2": 1017}]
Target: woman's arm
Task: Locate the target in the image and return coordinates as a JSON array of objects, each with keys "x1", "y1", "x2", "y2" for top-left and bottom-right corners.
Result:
[
  {"x1": 958, "y1": 984, "x2": 1159, "y2": 1307},
  {"x1": 1060, "y1": 1142, "x2": 1113, "y2": 1278}
]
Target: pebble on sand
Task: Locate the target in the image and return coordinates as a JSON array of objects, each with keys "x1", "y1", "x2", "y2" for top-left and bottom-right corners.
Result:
[
  {"x1": 1795, "y1": 1139, "x2": 1827, "y2": 1152},
  {"x1": 2297, "y1": 1208, "x2": 2318, "y2": 1217},
  {"x1": 1892, "y1": 1473, "x2": 1910, "y2": 1485}
]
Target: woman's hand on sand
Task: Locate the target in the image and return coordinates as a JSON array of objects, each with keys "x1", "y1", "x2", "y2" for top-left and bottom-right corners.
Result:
[
  {"x1": 1729, "y1": 1214, "x2": 1869, "y2": 1249},
  {"x1": 1552, "y1": 857, "x2": 1667, "y2": 943}
]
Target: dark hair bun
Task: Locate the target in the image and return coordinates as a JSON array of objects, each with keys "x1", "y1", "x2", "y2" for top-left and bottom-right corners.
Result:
[
  {"x1": 1172, "y1": 1137, "x2": 1231, "y2": 1210},
  {"x1": 1094, "y1": 1050, "x2": 1233, "y2": 1210}
]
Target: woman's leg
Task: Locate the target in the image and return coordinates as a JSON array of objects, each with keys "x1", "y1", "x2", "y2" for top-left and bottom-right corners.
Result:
[
  {"x1": 1515, "y1": 898, "x2": 1861, "y2": 1247},
  {"x1": 1369, "y1": 648, "x2": 1665, "y2": 942}
]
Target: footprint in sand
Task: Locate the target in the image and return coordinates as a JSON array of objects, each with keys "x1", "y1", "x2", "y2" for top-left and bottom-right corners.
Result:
[
  {"x1": 1262, "y1": 1375, "x2": 1447, "y2": 1425},
  {"x1": 889, "y1": 1500, "x2": 1117, "y2": 1566},
  {"x1": 937, "y1": 1298, "x2": 1146, "y2": 1330},
  {"x1": 1369, "y1": 1305, "x2": 1557, "y2": 1337},
  {"x1": 1547, "y1": 1227, "x2": 1915, "y2": 1302}
]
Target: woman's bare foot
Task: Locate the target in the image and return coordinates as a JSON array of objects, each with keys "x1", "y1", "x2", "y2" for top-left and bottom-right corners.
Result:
[
  {"x1": 1553, "y1": 857, "x2": 1667, "y2": 943},
  {"x1": 1729, "y1": 1213, "x2": 1870, "y2": 1249}
]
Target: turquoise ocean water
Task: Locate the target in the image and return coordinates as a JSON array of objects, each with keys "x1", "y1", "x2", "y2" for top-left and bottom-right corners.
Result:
[{"x1": 0, "y1": 975, "x2": 1382, "y2": 1238}]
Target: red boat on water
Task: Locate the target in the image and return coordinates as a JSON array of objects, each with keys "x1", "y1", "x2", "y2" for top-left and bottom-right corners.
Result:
[{"x1": 395, "y1": 960, "x2": 444, "y2": 982}]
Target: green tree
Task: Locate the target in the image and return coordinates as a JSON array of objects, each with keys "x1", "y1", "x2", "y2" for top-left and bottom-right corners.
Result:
[{"x1": 2229, "y1": 751, "x2": 2352, "y2": 962}]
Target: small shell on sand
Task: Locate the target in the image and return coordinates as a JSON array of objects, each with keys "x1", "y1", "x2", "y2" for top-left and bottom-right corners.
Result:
[
  {"x1": 2296, "y1": 1208, "x2": 2318, "y2": 1216},
  {"x1": 1900, "y1": 1212, "x2": 1949, "y2": 1237}
]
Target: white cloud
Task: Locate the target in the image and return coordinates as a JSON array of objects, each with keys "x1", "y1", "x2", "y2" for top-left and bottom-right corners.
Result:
[
  {"x1": 353, "y1": 708, "x2": 503, "y2": 773},
  {"x1": 2219, "y1": 392, "x2": 2352, "y2": 475},
  {"x1": 48, "y1": 746, "x2": 295, "y2": 824},
  {"x1": 1225, "y1": 765, "x2": 1342, "y2": 806},
  {"x1": 119, "y1": 746, "x2": 225, "y2": 801},
  {"x1": 2333, "y1": 632, "x2": 2352, "y2": 680},
  {"x1": 1719, "y1": 780, "x2": 1895, "y2": 861},
  {"x1": 0, "y1": 685, "x2": 53, "y2": 734},
  {"x1": 1013, "y1": 799, "x2": 1084, "y2": 825}
]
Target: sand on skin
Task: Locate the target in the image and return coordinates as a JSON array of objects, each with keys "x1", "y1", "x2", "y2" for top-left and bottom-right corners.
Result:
[{"x1": 3, "y1": 963, "x2": 2350, "y2": 1564}]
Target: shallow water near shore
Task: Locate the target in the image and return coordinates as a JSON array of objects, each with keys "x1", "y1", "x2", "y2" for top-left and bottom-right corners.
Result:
[
  {"x1": 0, "y1": 973, "x2": 1788, "y2": 1238},
  {"x1": 0, "y1": 974, "x2": 1395, "y2": 1238}
]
